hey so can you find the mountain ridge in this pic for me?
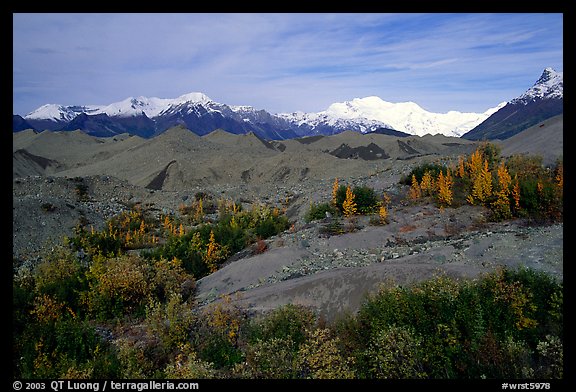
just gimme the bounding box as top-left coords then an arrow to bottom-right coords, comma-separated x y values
17,93 -> 493,140
16,68 -> 561,141
462,68 -> 563,141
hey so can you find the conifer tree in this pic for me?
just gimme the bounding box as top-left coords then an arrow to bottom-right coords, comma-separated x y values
379,205 -> 388,224
468,159 -> 492,205
555,161 -> 563,199
437,169 -> 453,207
467,149 -> 484,180
491,162 -> 512,220
420,171 -> 434,197
512,176 -> 521,211
409,174 -> 421,200
342,186 -> 357,217
457,156 -> 465,178
332,178 -> 339,207
194,199 -> 204,223
204,230 -> 220,273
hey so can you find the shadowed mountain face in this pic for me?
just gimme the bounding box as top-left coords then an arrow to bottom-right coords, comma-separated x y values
462,68 -> 563,141
13,115 -> 37,132
461,98 -> 563,141
58,113 -> 157,137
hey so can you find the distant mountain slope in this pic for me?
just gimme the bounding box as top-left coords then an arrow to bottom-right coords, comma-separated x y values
279,97 -> 504,137
13,115 -> 37,132
497,114 -> 563,167
21,93 -> 303,140
13,126 -> 475,188
18,92 -> 492,140
462,68 -> 563,141
18,68 -> 558,140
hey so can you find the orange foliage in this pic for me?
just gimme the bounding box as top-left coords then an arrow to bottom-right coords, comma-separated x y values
331,178 -> 339,207
409,174 -> 421,200
420,171 -> 434,197
342,186 -> 357,217
437,169 -> 453,207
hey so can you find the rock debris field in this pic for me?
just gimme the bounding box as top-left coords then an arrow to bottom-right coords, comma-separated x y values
13,127 -> 563,319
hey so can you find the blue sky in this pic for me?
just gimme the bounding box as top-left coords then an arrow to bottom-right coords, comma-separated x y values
13,13 -> 563,116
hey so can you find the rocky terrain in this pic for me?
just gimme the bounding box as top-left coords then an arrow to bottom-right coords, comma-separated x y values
12,125 -> 563,319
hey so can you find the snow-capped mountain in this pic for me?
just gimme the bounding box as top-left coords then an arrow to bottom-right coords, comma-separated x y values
276,110 -> 402,137
280,97 -> 506,137
22,93 -> 298,139
20,69 -> 559,140
462,68 -> 563,141
20,93 -> 403,139
513,67 -> 563,104
25,93 -> 214,123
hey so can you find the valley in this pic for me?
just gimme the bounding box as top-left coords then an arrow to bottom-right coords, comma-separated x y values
11,66 -> 564,381
13,122 -> 563,315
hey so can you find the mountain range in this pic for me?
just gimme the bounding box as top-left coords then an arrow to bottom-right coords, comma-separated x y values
14,68 -> 562,141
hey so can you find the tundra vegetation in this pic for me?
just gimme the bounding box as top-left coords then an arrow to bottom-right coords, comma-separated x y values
13,143 -> 562,379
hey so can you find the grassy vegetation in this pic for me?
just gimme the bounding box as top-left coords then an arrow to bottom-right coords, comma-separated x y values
14,193 -> 292,379
14,252 -> 563,379
13,147 -> 563,379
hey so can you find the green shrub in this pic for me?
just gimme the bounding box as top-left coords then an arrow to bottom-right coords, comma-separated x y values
33,246 -> 87,313
350,186 -> 379,214
243,337 -> 297,378
145,204 -> 290,280
400,163 -> 448,185
194,295 -> 246,369
305,202 -> 339,222
150,257 -> 196,303
164,344 -> 217,379
145,293 -> 196,352
254,215 -> 290,238
319,218 -> 345,236
363,325 -> 427,378
295,328 -> 355,379
247,304 -> 317,349
535,335 -> 563,379
335,185 -> 380,214
355,268 -> 563,379
67,225 -> 123,258
16,317 -> 105,379
501,267 -> 563,343
114,338 -> 155,379
84,254 -> 151,319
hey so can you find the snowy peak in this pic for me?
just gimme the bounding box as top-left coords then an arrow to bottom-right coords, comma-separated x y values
461,67 -> 563,141
172,92 -> 212,105
26,104 -> 98,122
99,97 -> 159,118
513,68 -> 563,104
25,92 -> 216,121
100,92 -> 216,118
285,96 -> 503,137
536,67 -> 562,86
